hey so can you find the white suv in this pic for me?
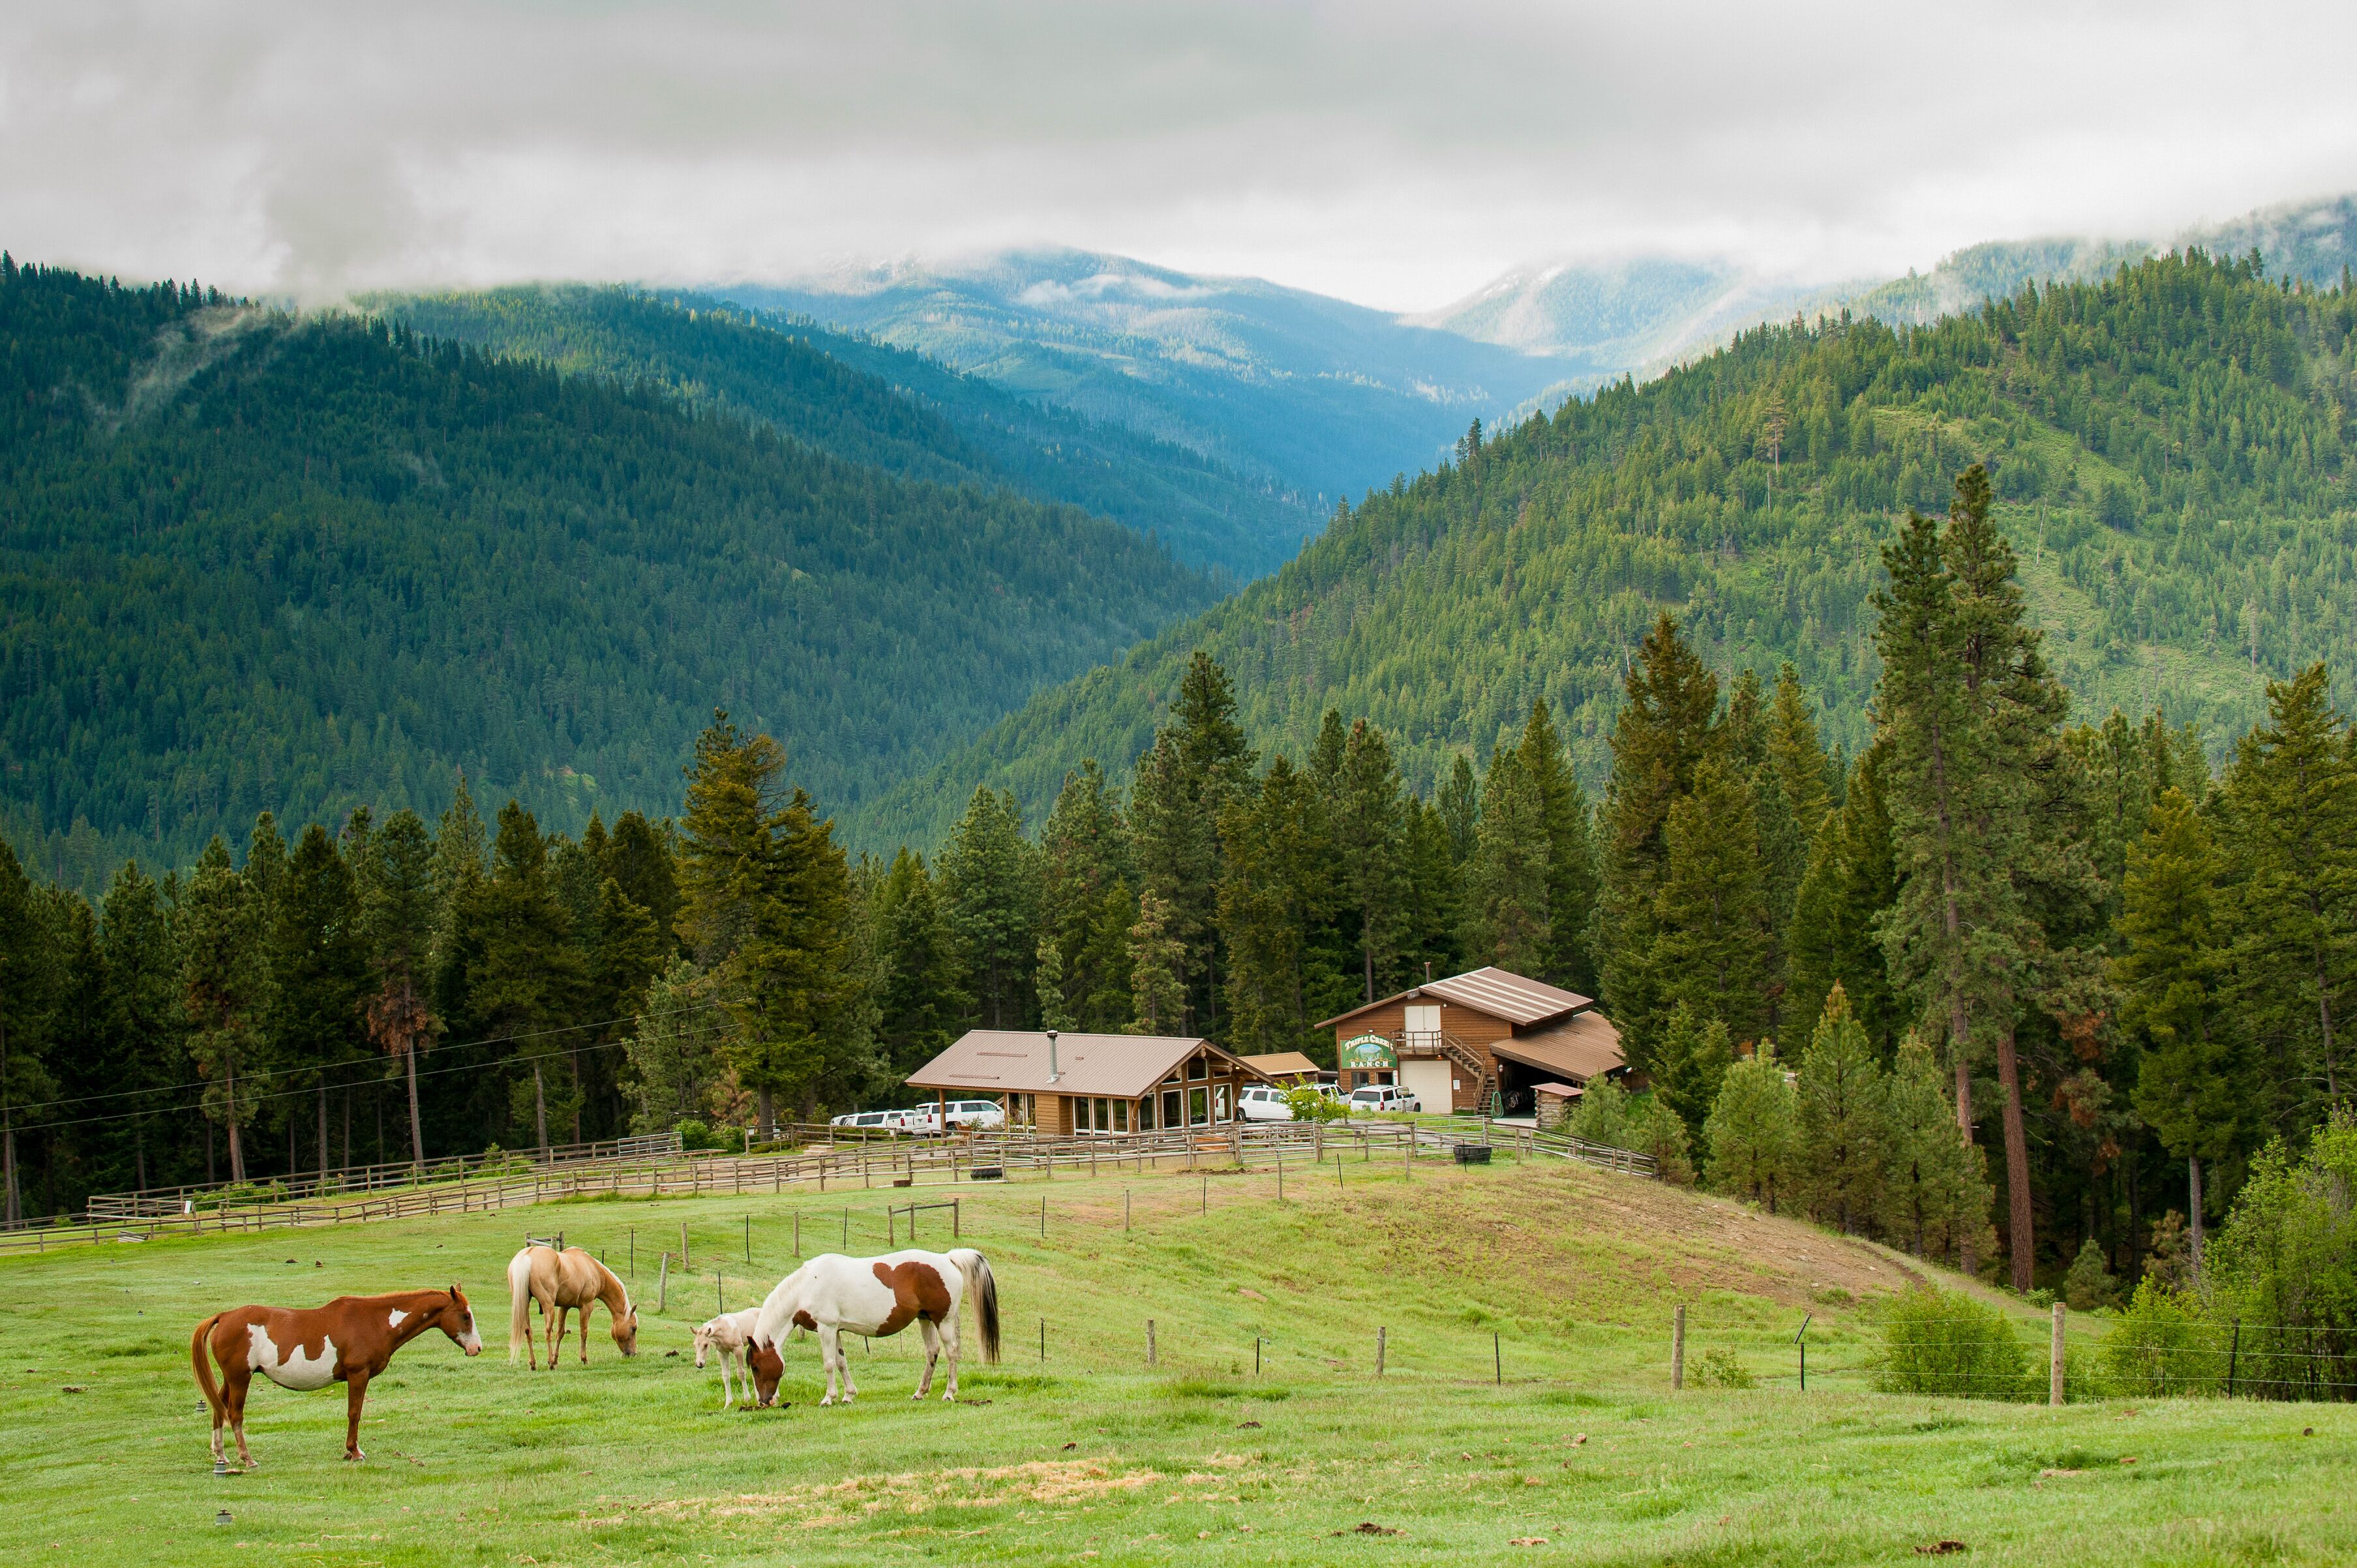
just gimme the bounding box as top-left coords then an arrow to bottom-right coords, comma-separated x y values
1238,1085 -> 1295,1122
940,1098 -> 1006,1130
1347,1084 -> 1420,1115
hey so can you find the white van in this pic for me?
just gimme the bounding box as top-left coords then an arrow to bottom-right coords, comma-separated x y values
939,1098 -> 1006,1130
1347,1084 -> 1420,1115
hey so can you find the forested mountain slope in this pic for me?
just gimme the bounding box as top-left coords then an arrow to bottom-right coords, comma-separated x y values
0,260 -> 1218,888
379,285 -> 1316,579
721,249 -> 1576,505
861,252 -> 2357,849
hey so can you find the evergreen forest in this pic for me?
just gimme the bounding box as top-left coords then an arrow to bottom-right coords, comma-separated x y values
378,284 -> 1316,578
870,250 -> 2357,850
0,260 -> 1219,887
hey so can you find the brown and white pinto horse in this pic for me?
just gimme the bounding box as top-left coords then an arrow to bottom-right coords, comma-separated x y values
752,1248 -> 998,1406
190,1286 -> 483,1469
506,1244 -> 639,1368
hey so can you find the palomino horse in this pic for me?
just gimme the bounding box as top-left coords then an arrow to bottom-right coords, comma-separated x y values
693,1307 -> 770,1410
506,1244 -> 639,1368
752,1248 -> 998,1406
190,1285 -> 483,1468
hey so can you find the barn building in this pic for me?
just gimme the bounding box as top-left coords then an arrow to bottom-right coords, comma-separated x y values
905,1030 -> 1278,1136
1315,967 -> 1625,1115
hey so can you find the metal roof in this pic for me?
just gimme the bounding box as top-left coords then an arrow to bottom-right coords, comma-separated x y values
1237,1051 -> 1323,1079
1488,1011 -> 1625,1084
1315,965 -> 1593,1031
905,1031 -> 1275,1099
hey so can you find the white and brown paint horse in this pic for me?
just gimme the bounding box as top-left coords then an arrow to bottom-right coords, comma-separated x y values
190,1286 -> 484,1468
506,1244 -> 640,1368
753,1247 -> 998,1405
693,1307 -> 782,1410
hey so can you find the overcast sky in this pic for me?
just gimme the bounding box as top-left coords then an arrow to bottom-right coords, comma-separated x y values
5,1 -> 2354,312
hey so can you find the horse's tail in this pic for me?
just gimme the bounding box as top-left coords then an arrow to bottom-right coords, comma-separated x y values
506,1248 -> 535,1363
952,1248 -> 1000,1364
190,1312 -> 224,1418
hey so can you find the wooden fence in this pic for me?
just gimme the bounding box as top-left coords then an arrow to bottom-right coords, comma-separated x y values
4,1117 -> 1649,1257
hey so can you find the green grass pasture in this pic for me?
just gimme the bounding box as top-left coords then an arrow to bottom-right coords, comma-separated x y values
4,1154 -> 2349,1564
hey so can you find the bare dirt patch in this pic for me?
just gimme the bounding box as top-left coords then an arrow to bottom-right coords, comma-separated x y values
648,1458 -> 1163,1528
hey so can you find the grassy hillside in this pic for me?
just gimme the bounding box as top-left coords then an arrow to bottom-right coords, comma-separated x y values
859,251 -> 2357,849
378,284 -> 1319,580
3,1160 -> 2344,1565
0,262 -> 1218,887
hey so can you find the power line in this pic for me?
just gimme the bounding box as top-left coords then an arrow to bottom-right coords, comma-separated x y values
0,999 -> 729,1117
10,1020 -> 745,1138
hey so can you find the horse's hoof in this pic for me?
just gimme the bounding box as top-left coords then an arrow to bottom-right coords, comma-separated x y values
944,1393 -> 957,1402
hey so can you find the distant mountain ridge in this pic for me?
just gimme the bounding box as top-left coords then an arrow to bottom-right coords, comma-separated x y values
716,249 -> 1582,507
377,284 -> 1315,580
1420,192 -> 2357,374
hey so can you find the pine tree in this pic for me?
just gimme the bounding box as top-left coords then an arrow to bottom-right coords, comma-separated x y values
1466,744 -> 1550,972
938,787 -> 1040,1030
1650,757 -> 1773,1055
266,823 -> 368,1179
1035,934 -> 1072,1033
2121,788 -> 2242,1274
736,787 -> 863,1125
428,772 -> 490,1042
359,809 -> 441,1168
603,810 -> 682,954
1651,1001 -> 1733,1140
1786,744 -> 1901,1053
1325,719 -> 1408,1005
620,957 -> 720,1134
1437,754 -> 1480,867
2215,664 -> 2357,1126
1128,888 -> 1186,1035
468,803 -> 588,1152
1874,466 -> 2084,1289
1218,757 -> 1337,1053
676,712 -> 786,972
1704,1041 -> 1797,1212
1130,653 -> 1257,1033
1398,796 -> 1467,985
1039,761 -> 1137,1033
1519,699 -> 1602,993
1794,984 -> 1890,1234
582,877 -> 665,1138
0,839 -> 57,1224
873,850 -> 965,1073
1599,613 -> 1721,1057
180,836 -> 271,1184
96,861 -> 183,1190
1766,664 -> 1836,838
1882,1029 -> 1994,1265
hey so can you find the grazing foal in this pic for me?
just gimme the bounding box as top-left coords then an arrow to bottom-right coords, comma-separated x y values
693,1308 -> 767,1409
190,1286 -> 483,1469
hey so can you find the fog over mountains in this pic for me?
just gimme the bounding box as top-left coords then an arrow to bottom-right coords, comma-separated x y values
719,194 -> 2357,516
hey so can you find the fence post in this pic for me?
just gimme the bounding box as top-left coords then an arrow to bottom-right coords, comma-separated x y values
1494,1331 -> 1501,1385
2227,1319 -> 2241,1395
744,1214 -> 751,1264
680,1222 -> 689,1270
842,1209 -> 848,1250
657,1252 -> 670,1314
1255,1336 -> 1262,1376
1673,1304 -> 1686,1391
794,1212 -> 802,1256
953,1199 -> 961,1239
1040,1194 -> 1047,1239
1040,1318 -> 1046,1363
629,1227 -> 635,1278
2049,1301 -> 2066,1407
717,1270 -> 724,1315
1377,1325 -> 1387,1376
1148,1318 -> 1157,1367
1124,1189 -> 1131,1231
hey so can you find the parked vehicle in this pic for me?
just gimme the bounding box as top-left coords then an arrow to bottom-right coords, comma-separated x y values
938,1098 -> 1006,1130
1347,1084 -> 1420,1115
1237,1085 -> 1295,1122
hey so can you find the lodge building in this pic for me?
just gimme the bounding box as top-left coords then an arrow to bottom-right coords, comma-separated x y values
905,1030 -> 1278,1136
1315,965 -> 1625,1115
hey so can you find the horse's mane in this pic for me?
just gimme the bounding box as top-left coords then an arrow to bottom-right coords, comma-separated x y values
580,1248 -> 633,1318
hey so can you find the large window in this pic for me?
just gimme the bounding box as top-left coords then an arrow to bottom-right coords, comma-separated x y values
1137,1095 -> 1154,1131
1214,1085 -> 1230,1121
1189,1087 -> 1209,1125
1163,1090 -> 1182,1128
1114,1100 -> 1130,1132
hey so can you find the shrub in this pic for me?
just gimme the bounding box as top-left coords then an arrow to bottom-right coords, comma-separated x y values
1284,1085 -> 1346,1123
674,1119 -> 713,1151
1874,1287 -> 2030,1399
2064,1239 -> 2120,1312
1690,1346 -> 1755,1389
2102,1279 -> 2220,1397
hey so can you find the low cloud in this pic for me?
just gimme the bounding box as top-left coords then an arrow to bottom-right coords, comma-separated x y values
4,1 -> 2354,310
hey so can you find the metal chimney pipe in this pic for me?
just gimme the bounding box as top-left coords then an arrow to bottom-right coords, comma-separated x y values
1047,1029 -> 1060,1083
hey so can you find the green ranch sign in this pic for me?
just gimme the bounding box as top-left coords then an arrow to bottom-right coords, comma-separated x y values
1338,1033 -> 1398,1070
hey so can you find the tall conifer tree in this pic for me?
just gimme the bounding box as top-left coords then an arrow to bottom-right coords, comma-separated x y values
1130,654 -> 1256,1033
1519,699 -> 1602,993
